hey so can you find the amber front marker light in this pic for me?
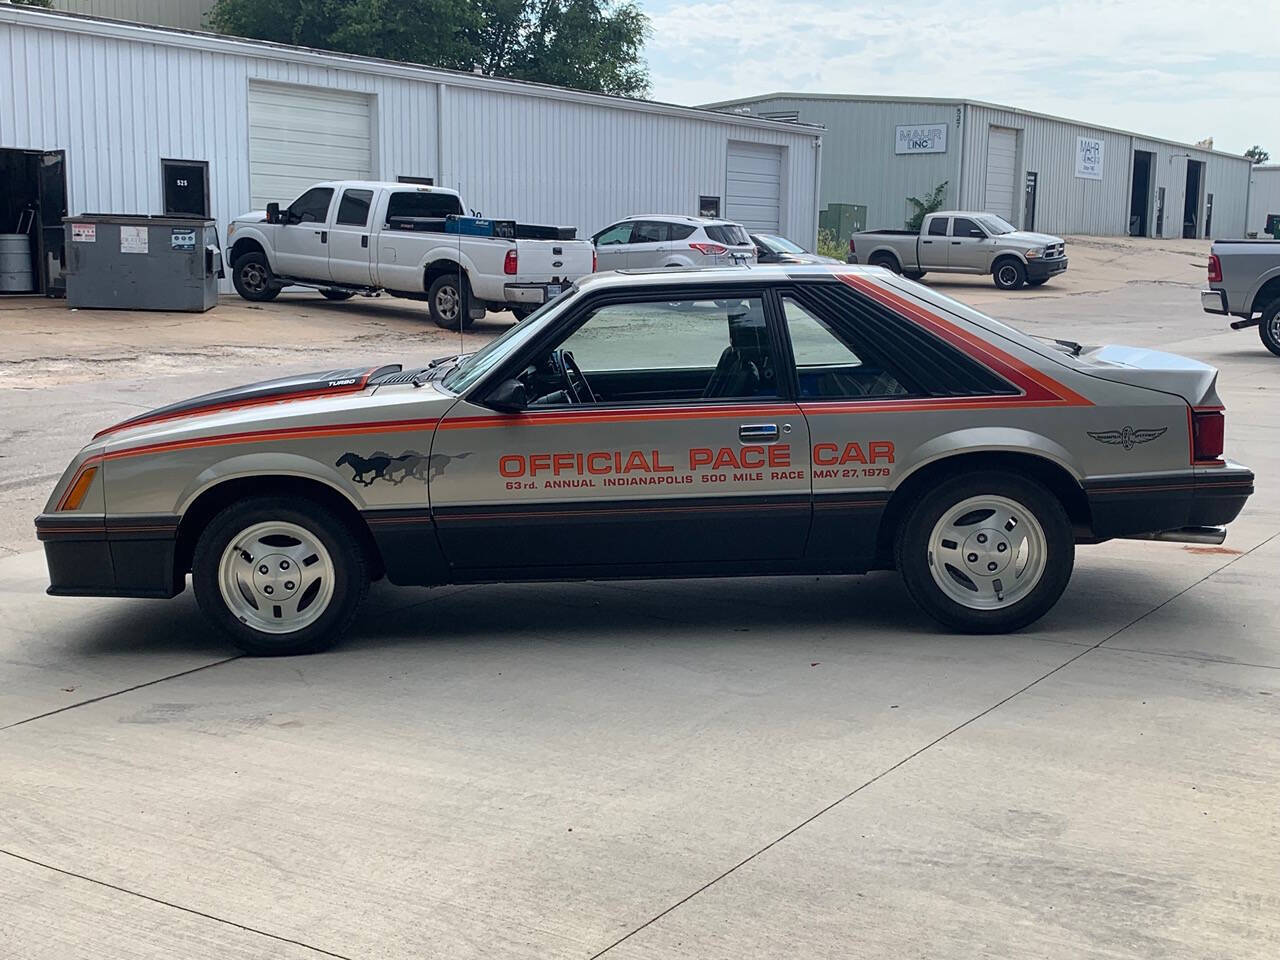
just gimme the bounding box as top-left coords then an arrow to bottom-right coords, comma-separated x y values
59,465 -> 99,511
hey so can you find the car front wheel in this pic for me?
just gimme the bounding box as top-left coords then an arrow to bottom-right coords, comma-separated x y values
192,497 -> 368,655
896,471 -> 1073,633
993,258 -> 1027,290
1259,299 -> 1280,357
232,252 -> 281,302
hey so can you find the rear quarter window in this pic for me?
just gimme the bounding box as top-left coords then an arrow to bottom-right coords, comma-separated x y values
704,224 -> 750,245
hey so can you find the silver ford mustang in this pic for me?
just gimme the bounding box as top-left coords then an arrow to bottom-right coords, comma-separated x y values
38,266 -> 1253,655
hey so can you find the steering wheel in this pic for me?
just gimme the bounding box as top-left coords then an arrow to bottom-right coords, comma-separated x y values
552,349 -> 597,404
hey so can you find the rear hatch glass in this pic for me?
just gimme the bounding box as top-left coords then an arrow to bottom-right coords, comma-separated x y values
704,224 -> 752,246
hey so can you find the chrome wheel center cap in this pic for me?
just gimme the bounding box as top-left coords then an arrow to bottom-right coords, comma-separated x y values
961,528 -> 1011,576
251,552 -> 299,600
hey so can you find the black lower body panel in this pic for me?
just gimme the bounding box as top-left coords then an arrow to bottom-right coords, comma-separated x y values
1084,466 -> 1253,539
36,514 -> 182,598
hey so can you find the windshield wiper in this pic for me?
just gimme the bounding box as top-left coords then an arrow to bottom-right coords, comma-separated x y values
1031,335 -> 1083,356
412,354 -> 467,387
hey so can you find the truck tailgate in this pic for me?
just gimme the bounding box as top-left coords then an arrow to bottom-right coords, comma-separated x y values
513,240 -> 594,281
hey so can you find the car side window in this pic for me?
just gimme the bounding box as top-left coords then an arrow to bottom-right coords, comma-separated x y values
595,223 -> 633,245
632,221 -> 669,243
523,297 -> 779,405
384,191 -> 464,224
669,223 -> 696,241
927,217 -> 949,237
952,217 -> 984,238
336,189 -> 373,227
287,187 -> 334,225
783,292 -> 910,400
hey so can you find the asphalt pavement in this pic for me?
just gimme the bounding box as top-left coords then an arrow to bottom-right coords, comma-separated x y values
1,246 -> 1278,959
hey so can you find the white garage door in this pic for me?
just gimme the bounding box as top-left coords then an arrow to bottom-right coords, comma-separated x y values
726,142 -> 783,232
983,126 -> 1019,222
248,82 -> 373,209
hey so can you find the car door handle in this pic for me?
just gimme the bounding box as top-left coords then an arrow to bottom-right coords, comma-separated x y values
315,230 -> 328,242
922,239 -> 933,243
361,235 -> 368,248
951,240 -> 961,245
738,423 -> 779,443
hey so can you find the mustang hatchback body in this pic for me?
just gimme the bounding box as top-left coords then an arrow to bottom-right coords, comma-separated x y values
38,266 -> 1253,654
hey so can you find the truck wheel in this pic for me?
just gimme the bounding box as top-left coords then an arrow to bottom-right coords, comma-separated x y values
993,258 -> 1026,290
232,252 -> 281,302
320,288 -> 354,301
192,496 -> 369,656
868,252 -> 901,274
903,270 -> 927,281
895,471 -> 1073,634
1259,300 -> 1280,357
510,305 -> 535,321
427,274 -> 474,331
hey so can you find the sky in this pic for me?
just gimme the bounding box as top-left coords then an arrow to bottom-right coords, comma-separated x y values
642,0 -> 1277,158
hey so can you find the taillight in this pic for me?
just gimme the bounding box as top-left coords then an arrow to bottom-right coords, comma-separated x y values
1191,408 -> 1224,462
848,237 -> 856,254
592,249 -> 597,272
1207,254 -> 1222,283
503,249 -> 518,275
689,242 -> 727,257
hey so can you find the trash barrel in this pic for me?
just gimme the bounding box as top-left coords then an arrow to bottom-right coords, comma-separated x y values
63,215 -> 222,311
0,234 -> 34,292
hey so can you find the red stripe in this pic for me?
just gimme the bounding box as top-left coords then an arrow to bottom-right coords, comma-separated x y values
93,366 -> 382,439
839,274 -> 1092,408
437,403 -> 800,430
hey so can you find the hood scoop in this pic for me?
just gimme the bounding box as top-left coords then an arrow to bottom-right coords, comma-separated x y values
95,364 -> 401,438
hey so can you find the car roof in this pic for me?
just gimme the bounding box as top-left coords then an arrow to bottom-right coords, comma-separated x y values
312,180 -> 462,196
614,214 -> 739,226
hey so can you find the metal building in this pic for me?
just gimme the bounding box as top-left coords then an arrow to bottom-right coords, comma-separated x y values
0,6 -> 821,294
1247,166 -> 1280,237
706,94 -> 1254,245
50,0 -> 214,31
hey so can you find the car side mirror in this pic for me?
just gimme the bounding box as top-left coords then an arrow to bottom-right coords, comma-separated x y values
266,202 -> 280,224
486,378 -> 527,413
969,230 -> 986,238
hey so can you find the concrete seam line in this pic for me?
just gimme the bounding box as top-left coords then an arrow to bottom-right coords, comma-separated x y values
1096,646 -> 1280,672
587,530 -> 1280,958
0,848 -> 355,960
0,657 -> 241,732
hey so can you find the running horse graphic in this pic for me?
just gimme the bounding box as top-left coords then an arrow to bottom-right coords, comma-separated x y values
336,450 -> 473,486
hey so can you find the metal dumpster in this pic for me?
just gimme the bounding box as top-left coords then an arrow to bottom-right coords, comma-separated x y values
63,215 -> 222,311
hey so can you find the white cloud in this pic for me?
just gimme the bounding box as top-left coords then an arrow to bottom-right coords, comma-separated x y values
645,0 -> 1279,154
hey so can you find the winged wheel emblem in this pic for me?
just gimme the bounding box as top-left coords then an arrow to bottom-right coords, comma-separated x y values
1087,426 -> 1167,451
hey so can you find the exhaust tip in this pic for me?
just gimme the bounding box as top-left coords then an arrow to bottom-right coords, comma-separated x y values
1126,526 -> 1227,546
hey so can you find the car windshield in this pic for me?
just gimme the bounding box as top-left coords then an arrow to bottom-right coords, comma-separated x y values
757,234 -> 806,254
976,214 -> 1017,235
441,287 -> 580,393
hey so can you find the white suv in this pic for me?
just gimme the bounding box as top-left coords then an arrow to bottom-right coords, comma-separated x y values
591,215 -> 757,270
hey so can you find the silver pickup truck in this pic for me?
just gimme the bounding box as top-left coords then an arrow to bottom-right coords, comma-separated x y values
1201,239 -> 1280,356
849,211 -> 1068,290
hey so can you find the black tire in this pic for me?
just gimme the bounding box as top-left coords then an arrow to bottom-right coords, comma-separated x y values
992,257 -> 1027,290
192,496 -> 369,656
1258,299 -> 1280,357
427,273 -> 475,331
1026,277 -> 1049,287
320,288 -> 355,301
232,252 -> 281,302
895,470 -> 1074,634
510,304 -> 535,321
868,252 -> 902,274
903,270 -> 927,281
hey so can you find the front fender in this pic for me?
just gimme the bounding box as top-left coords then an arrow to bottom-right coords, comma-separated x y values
228,225 -> 277,268
175,452 -> 367,516
992,248 -> 1030,266
892,427 -> 1082,490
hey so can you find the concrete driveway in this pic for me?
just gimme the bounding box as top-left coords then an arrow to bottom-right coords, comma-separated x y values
2,242 -> 1278,958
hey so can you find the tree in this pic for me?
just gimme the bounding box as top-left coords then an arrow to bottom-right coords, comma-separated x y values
1245,145 -> 1270,164
208,0 -> 650,97
905,181 -> 949,232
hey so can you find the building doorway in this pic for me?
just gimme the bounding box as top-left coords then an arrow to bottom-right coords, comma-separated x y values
162,159 -> 210,218
1129,150 -> 1154,236
1023,171 -> 1038,231
0,148 -> 67,296
1182,159 -> 1205,239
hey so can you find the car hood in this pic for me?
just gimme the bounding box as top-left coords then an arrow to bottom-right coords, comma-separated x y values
234,211 -> 269,223
1003,231 -> 1064,247
94,364 -> 404,439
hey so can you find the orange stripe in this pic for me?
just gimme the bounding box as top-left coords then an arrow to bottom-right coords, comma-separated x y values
437,403 -> 800,430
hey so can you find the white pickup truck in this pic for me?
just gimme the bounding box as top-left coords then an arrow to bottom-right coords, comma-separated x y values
226,181 -> 595,329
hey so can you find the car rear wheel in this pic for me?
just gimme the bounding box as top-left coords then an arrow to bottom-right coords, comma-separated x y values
896,471 -> 1073,633
993,258 -> 1026,290
1259,299 -> 1280,357
192,497 -> 368,656
510,304 -> 535,321
868,252 -> 901,274
320,288 -> 354,301
232,252 -> 281,302
428,274 -> 475,331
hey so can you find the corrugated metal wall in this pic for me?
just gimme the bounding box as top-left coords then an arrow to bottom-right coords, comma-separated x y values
1128,137 -> 1251,239
733,97 -> 960,231
52,0 -> 215,31
0,10 -> 819,290
1247,166 -> 1280,236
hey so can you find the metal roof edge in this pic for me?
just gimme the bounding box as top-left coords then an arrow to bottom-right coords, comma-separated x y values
0,6 -> 823,135
702,92 -> 1254,163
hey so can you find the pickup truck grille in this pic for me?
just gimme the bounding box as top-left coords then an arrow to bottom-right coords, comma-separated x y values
1044,242 -> 1065,259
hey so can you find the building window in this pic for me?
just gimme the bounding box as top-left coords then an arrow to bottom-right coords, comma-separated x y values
161,159 -> 210,218
699,195 -> 720,218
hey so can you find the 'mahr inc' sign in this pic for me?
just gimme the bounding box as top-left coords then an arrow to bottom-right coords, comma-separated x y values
895,124 -> 947,155
1075,136 -> 1105,179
